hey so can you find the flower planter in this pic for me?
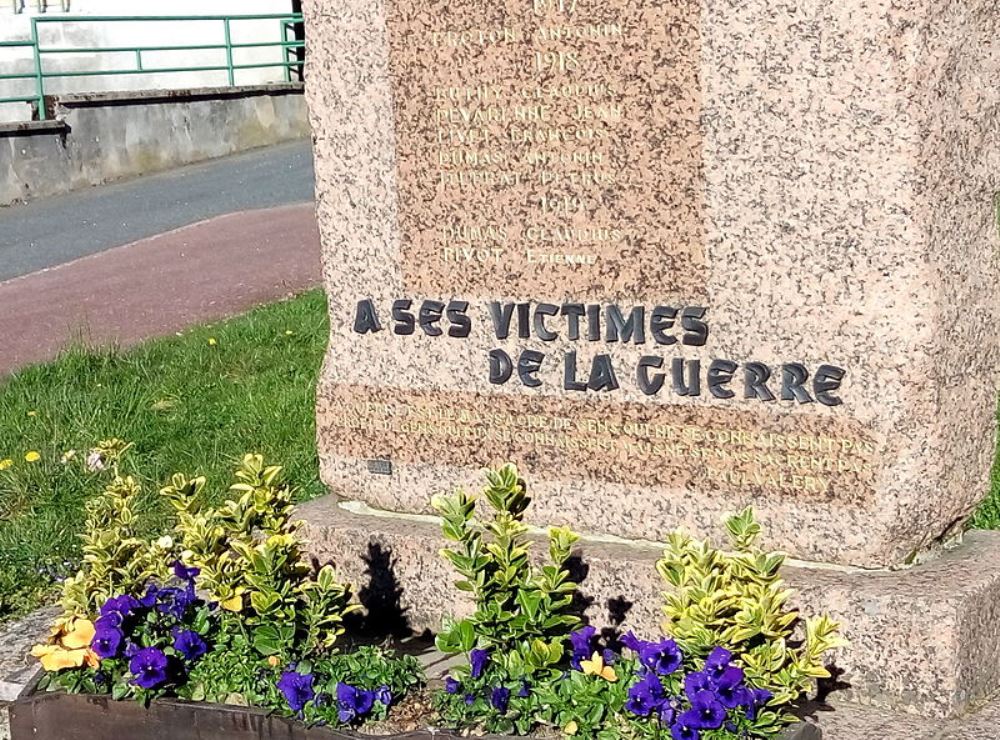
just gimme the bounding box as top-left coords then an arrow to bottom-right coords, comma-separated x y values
6,692 -> 821,740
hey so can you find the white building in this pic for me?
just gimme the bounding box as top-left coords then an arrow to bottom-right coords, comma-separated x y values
0,0 -> 298,122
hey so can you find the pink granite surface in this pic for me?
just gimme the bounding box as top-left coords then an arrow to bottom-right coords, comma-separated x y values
303,0 -> 1000,569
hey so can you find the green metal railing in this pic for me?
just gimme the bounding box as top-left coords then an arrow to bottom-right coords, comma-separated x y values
0,14 -> 305,119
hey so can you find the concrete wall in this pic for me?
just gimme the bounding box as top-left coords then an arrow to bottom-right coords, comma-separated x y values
0,83 -> 308,205
0,0 -> 298,122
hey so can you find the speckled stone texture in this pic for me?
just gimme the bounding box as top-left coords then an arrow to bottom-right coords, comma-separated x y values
303,0 -> 1000,569
300,501 -> 1000,719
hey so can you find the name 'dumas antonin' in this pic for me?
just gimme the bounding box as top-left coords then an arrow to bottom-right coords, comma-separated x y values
352,299 -> 846,407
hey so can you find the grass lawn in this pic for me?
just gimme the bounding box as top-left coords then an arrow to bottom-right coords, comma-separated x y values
1,286 -> 999,621
0,289 -> 329,620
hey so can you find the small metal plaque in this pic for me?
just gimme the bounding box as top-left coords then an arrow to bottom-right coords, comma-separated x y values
367,459 -> 393,476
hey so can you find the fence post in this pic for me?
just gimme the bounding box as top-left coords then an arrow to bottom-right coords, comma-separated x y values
281,20 -> 290,83
223,18 -> 235,86
30,17 -> 45,119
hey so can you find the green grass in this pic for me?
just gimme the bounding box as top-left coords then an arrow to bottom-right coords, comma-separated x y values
1,285 -> 1000,620
967,398 -> 1000,530
0,289 -> 329,619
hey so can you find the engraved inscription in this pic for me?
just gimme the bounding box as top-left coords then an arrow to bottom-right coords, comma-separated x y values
387,0 -> 706,299
321,386 -> 876,501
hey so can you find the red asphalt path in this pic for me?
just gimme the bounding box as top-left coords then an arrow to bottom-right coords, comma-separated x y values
0,203 -> 321,376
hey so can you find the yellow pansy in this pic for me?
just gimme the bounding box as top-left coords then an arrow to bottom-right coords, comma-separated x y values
24,451 -> 41,463
580,651 -> 618,682
0,459 -> 12,471
60,617 -> 96,649
32,617 -> 100,672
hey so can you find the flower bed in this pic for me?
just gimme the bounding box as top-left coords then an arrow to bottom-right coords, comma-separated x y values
26,447 -> 835,739
6,692 -> 820,740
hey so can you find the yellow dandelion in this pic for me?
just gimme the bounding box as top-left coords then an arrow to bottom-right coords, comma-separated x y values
580,651 -> 618,682
208,337 -> 218,346
0,459 -> 12,471
24,451 -> 41,463
284,330 -> 294,336
27,410 -> 37,417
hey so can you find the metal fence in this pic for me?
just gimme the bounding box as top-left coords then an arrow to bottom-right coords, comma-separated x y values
0,13 -> 305,119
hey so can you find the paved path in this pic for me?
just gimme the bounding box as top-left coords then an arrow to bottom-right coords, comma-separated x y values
0,139 -> 315,282
0,202 -> 321,376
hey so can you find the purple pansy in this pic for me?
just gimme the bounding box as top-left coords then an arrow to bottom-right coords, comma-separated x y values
100,594 -> 141,620
171,561 -> 200,583
569,625 -> 596,669
704,647 -> 733,682
620,630 -> 643,653
745,687 -> 774,721
714,666 -> 746,708
670,716 -> 701,740
638,638 -> 683,676
335,682 -> 374,723
444,676 -> 460,694
685,690 -> 726,730
464,693 -> 475,705
469,648 -> 489,679
154,586 -> 194,619
278,671 -> 316,713
129,647 -> 169,690
625,671 -> 667,717
172,629 -> 207,662
517,681 -> 531,698
375,685 -> 392,706
91,621 -> 123,659
139,584 -> 160,609
684,670 -> 714,698
490,686 -> 511,713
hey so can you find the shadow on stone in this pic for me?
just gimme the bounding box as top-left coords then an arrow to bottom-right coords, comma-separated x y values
566,554 -> 595,624
350,542 -> 412,639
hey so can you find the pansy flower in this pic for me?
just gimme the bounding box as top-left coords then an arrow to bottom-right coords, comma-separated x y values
704,647 -> 734,682
172,629 -> 207,662
129,647 -> 169,690
620,630 -> 643,653
670,716 -> 701,740
171,561 -> 200,583
569,625 -> 596,669
714,666 -> 746,708
91,621 -> 123,659
683,690 -> 726,730
490,686 -> 511,713
683,670 -> 714,698
625,671 -> 666,717
469,648 -> 489,679
100,594 -> 141,620
639,639 -> 683,676
745,687 -> 774,721
335,682 -> 374,723
444,676 -> 460,694
278,671 -> 315,713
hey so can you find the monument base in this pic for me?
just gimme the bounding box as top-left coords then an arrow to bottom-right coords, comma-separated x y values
298,496 -> 1000,720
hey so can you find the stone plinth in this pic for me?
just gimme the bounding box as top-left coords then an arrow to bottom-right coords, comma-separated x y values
300,499 -> 1000,720
300,0 -> 1000,722
303,0 -> 1000,570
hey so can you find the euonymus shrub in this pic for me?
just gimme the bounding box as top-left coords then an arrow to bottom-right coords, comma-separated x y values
434,467 -> 843,739
34,444 -> 424,727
